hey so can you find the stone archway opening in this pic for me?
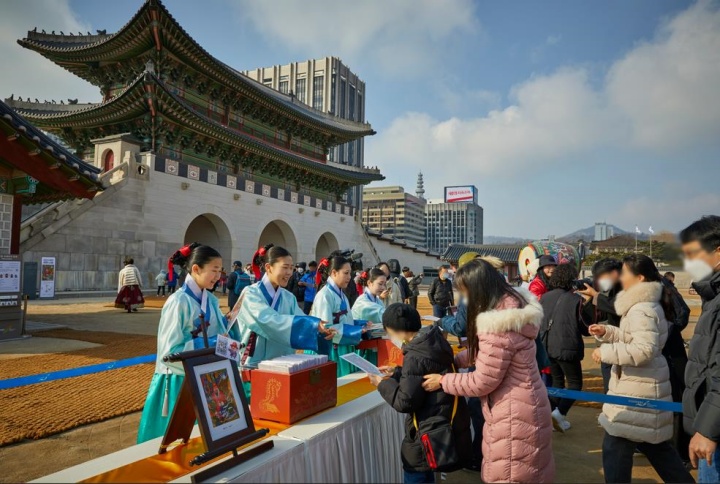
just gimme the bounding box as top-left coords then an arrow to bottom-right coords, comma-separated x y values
315,232 -> 339,261
184,214 -> 233,266
258,220 -> 298,259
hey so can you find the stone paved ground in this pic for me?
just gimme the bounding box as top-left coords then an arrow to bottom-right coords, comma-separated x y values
0,295 -> 701,483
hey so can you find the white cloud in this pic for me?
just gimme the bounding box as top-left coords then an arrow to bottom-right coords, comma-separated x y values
614,193 -> 720,232
0,1 -> 99,103
606,0 -> 720,150
231,0 -> 478,75
369,0 -> 720,188
368,68 -> 622,187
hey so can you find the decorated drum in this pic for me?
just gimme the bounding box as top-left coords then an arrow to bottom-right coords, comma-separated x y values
518,241 -> 581,282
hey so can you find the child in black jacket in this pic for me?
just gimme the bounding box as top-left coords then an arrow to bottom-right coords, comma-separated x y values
369,303 -> 471,484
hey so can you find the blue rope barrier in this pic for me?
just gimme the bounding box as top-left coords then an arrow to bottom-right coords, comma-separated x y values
547,387 -> 682,413
0,353 -> 156,390
0,355 -> 684,414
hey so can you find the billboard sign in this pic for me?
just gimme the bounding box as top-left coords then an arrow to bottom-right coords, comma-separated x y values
444,186 -> 477,204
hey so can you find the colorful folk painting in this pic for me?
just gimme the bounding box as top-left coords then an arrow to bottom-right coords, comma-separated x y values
199,368 -> 240,428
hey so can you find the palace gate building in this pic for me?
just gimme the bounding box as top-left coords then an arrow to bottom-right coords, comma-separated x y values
5,0 -> 440,293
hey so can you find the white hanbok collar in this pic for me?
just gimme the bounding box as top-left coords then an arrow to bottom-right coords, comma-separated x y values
261,274 -> 281,308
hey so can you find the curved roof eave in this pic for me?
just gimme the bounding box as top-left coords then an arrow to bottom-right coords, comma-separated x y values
12,73 -> 383,184
17,0 -> 375,139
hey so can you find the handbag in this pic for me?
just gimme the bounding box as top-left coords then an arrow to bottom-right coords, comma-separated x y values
413,366 -> 462,472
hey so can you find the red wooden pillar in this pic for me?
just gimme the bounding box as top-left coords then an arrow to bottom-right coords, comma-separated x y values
10,194 -> 21,255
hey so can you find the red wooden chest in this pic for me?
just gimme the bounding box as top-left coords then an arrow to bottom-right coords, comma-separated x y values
358,338 -> 404,367
248,361 -> 337,424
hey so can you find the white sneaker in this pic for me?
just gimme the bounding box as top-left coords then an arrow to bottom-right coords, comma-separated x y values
551,408 -> 572,433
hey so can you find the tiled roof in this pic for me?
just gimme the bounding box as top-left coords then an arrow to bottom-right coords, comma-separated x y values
0,99 -> 104,202
441,244 -> 524,264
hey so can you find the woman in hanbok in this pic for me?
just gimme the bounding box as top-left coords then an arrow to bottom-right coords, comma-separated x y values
233,245 -> 334,397
352,268 -> 387,325
351,268 -> 388,366
137,243 -> 238,443
312,257 -> 371,377
115,257 -> 144,313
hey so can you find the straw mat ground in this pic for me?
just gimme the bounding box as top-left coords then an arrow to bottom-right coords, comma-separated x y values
0,329 -> 155,446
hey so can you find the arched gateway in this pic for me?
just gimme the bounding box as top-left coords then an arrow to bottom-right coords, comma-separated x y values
184,214 -> 233,263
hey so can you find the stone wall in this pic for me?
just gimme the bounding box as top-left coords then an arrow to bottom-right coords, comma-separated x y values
20,153 -> 441,292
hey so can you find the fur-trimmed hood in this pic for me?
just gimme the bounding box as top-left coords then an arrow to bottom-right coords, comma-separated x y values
474,286 -> 543,337
614,281 -> 662,316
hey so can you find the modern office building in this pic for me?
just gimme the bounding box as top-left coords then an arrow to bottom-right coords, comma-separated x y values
594,222 -> 615,242
425,195 -> 484,254
362,186 -> 427,248
243,57 -> 367,207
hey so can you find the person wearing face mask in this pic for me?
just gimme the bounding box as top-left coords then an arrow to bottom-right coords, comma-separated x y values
285,262 -> 305,305
680,215 -> 720,481
137,243 -> 241,443
578,258 -> 623,394
589,254 -> 693,484
311,256 -> 372,377
233,245 -> 335,397
529,255 -> 557,300
428,266 -> 455,319
369,303 -> 472,483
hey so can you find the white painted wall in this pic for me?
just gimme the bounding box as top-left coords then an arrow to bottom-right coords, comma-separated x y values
21,153 -> 440,291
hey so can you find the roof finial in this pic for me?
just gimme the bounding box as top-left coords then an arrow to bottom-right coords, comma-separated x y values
145,59 -> 155,75
416,171 -> 425,199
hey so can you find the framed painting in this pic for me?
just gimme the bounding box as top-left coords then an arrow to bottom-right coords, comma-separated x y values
184,353 -> 255,453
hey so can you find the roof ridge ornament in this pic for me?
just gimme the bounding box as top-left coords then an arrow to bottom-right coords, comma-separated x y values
145,59 -> 156,75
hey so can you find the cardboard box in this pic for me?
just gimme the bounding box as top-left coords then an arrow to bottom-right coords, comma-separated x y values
358,339 -> 404,367
248,361 -> 337,424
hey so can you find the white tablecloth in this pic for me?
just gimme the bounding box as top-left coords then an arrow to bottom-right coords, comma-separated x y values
34,373 -> 407,484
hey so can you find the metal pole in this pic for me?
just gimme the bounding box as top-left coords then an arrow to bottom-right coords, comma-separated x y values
650,235 -> 652,259
635,232 -> 638,254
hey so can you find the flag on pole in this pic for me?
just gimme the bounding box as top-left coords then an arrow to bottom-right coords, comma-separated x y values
635,226 -> 641,234
648,226 -> 655,234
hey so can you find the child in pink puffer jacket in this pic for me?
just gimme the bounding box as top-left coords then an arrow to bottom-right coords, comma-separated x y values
423,259 -> 555,483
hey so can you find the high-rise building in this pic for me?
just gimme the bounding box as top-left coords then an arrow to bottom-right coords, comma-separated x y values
243,57 -> 368,208
362,186 -> 427,248
425,186 -> 483,253
594,222 -> 615,241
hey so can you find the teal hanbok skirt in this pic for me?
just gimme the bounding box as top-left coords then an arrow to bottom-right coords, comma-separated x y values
136,372 -> 184,444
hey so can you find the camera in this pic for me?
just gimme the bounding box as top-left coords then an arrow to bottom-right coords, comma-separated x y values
572,278 -> 593,291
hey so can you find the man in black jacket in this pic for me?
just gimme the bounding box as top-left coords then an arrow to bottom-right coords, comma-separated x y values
428,266 -> 454,318
680,215 -> 720,479
578,258 -> 622,394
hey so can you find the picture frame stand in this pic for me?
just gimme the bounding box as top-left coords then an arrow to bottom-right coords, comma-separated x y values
160,347 -> 273,479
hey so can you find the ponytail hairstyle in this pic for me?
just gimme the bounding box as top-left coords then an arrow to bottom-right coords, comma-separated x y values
254,244 -> 292,280
622,254 -> 675,322
168,243 -> 221,282
316,255 -> 350,290
359,268 -> 386,287
251,243 -> 274,280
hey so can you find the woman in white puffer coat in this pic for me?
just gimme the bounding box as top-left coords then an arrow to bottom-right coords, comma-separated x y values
589,254 -> 694,484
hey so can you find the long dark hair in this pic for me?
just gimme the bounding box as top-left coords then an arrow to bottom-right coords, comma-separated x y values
622,254 -> 675,322
456,259 -> 526,360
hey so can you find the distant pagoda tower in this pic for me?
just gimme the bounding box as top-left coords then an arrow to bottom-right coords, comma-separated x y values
415,171 -> 425,199
6,0 -> 383,203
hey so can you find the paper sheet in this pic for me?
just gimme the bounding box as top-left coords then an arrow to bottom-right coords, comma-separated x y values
421,315 -> 440,322
340,353 -> 384,376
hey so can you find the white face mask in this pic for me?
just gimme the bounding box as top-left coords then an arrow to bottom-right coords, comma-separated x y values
684,258 -> 718,282
390,336 -> 404,349
297,268 -> 305,274
598,278 -> 614,293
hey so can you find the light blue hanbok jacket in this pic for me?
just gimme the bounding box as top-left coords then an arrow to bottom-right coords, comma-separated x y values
137,276 -> 238,444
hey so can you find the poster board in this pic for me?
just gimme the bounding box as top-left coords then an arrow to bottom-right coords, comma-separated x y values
39,257 -> 56,299
0,255 -> 23,340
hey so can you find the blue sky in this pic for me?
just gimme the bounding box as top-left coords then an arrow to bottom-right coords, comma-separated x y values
2,0 -> 719,238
